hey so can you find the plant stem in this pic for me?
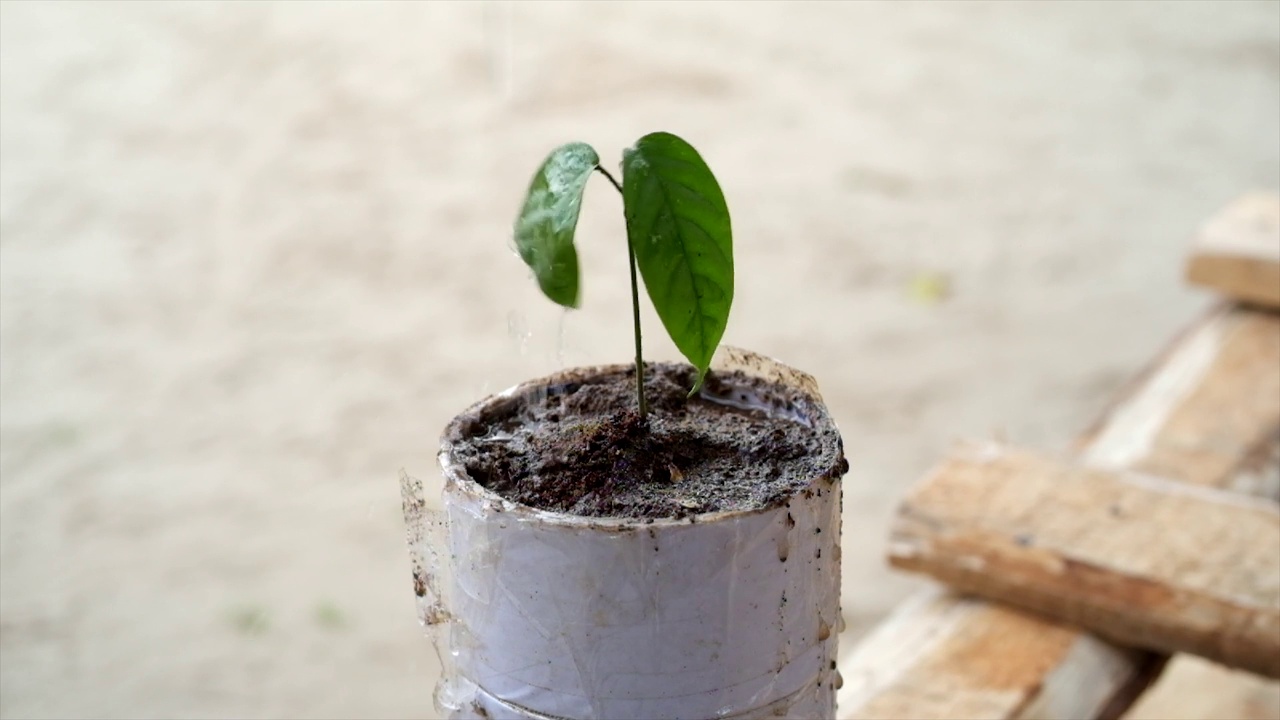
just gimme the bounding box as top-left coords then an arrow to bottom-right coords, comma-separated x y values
624,228 -> 648,419
595,165 -> 624,194
595,165 -> 647,419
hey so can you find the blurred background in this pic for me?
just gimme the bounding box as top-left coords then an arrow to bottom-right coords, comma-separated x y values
1,1 -> 1277,718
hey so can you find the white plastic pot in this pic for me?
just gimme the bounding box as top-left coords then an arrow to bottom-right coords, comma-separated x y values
403,348 -> 845,720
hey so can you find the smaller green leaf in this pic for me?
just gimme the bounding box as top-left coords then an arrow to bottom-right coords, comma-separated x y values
622,132 -> 734,392
513,142 -> 600,308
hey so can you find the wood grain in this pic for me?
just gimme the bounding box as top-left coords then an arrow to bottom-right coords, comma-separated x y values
889,445 -> 1280,678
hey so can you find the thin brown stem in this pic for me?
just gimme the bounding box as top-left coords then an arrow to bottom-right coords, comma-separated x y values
596,165 -> 624,194
594,165 -> 646,419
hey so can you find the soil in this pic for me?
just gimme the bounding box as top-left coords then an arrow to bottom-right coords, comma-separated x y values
445,363 -> 847,518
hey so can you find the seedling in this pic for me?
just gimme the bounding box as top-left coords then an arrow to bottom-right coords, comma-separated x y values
513,132 -> 734,418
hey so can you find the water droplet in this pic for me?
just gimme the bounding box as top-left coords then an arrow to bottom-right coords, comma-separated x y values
507,311 -> 531,355
477,428 -> 515,445
555,308 -> 568,367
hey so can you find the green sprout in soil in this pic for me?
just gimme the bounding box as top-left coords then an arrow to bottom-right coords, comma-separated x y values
513,132 -> 734,419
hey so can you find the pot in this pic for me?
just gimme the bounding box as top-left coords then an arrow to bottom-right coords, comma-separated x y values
403,348 -> 846,720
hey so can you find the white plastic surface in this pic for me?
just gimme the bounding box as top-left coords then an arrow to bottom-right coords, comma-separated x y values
403,348 -> 844,720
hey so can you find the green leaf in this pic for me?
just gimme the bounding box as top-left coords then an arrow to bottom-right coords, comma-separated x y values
621,132 -> 733,391
513,142 -> 600,308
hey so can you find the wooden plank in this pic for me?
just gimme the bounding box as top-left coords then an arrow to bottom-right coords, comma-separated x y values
1126,655 -> 1280,720
1185,193 -> 1280,308
840,589 -> 1163,720
1079,304 -> 1280,488
888,444 -> 1280,678
838,304 -> 1280,720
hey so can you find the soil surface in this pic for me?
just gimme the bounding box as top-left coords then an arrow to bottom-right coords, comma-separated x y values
447,364 -> 846,518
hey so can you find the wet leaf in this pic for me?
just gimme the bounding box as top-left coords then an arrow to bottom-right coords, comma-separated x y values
514,142 -> 600,308
621,132 -> 733,391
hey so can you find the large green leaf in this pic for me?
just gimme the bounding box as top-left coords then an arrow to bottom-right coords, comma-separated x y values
621,132 -> 733,390
513,142 -> 600,308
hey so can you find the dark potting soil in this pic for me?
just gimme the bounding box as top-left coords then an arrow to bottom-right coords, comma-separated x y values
445,363 -> 847,519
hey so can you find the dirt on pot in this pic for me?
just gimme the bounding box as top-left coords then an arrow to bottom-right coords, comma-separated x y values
445,363 -> 847,519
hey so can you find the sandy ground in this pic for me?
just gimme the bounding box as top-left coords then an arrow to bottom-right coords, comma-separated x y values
1,2 -> 1278,718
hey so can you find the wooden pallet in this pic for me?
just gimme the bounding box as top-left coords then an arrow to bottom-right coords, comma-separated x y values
839,193 -> 1280,720
891,444 -> 1280,678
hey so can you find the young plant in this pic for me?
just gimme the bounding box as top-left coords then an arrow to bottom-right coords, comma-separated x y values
513,132 -> 734,419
